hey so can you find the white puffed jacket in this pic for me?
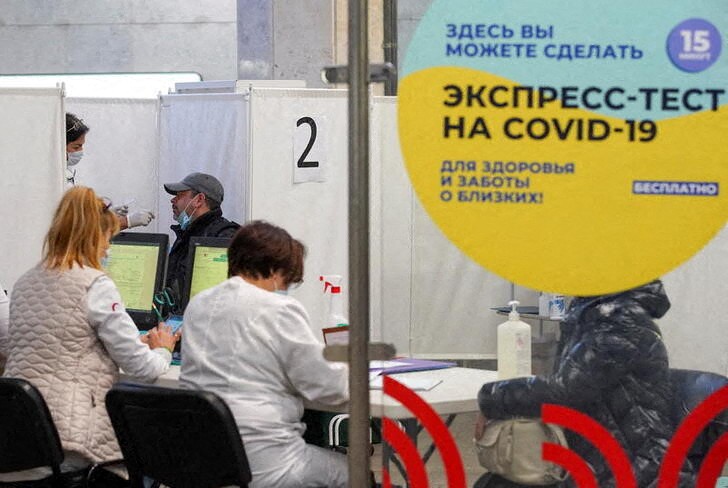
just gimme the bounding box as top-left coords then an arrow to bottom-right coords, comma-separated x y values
4,264 -> 170,463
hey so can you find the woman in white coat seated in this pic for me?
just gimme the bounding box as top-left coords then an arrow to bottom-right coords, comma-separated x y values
2,186 -> 177,482
180,220 -> 350,488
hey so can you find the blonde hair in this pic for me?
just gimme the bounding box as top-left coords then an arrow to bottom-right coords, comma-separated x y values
43,186 -> 120,270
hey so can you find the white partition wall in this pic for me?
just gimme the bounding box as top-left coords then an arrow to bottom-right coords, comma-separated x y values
410,202 -> 533,359
158,93 -> 248,242
66,98 -> 160,232
3,88 -> 725,372
371,97 -> 520,359
246,89 -> 531,356
370,98 -> 408,349
0,88 -> 64,290
247,88 -> 351,336
370,97 -> 416,354
662,225 -> 728,376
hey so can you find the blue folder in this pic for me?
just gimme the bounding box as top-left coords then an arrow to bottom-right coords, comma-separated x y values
370,358 -> 456,375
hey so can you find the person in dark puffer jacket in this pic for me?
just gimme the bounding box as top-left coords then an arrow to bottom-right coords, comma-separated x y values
475,280 -> 694,488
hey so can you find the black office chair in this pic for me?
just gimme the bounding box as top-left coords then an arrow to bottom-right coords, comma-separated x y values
105,382 -> 252,488
0,378 -> 89,488
669,368 -> 728,469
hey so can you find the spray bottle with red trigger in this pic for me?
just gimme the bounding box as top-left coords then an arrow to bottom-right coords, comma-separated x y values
319,275 -> 348,328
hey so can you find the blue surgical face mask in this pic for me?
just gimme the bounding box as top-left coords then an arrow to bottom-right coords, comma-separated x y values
273,277 -> 289,296
279,282 -> 303,296
177,211 -> 192,230
67,150 -> 83,167
175,199 -> 194,230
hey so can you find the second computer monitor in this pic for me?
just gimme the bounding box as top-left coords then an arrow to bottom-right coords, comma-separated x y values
181,236 -> 232,311
104,232 -> 169,330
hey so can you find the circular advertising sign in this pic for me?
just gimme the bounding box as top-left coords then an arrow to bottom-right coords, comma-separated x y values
398,0 -> 728,295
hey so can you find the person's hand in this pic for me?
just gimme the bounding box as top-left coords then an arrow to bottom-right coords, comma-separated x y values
110,204 -> 129,217
146,322 -> 176,352
474,412 -> 488,442
139,333 -> 150,345
126,210 -> 155,228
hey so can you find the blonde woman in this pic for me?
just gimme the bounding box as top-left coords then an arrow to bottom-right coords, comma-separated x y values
3,186 -> 176,472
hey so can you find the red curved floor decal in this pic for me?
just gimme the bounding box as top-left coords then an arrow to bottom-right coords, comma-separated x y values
383,376 -> 466,488
382,468 -> 392,488
542,404 -> 637,488
658,384 -> 728,488
382,418 -> 430,488
695,431 -> 728,488
542,442 -> 598,488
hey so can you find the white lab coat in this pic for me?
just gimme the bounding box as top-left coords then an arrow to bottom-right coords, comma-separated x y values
180,276 -> 349,487
87,275 -> 172,380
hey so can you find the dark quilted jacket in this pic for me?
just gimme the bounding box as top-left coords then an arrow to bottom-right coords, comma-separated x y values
478,280 -> 694,487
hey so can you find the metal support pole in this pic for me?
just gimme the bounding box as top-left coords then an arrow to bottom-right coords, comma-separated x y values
383,0 -> 398,96
348,0 -> 372,486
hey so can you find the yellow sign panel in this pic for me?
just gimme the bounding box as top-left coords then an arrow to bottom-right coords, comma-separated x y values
399,67 -> 728,295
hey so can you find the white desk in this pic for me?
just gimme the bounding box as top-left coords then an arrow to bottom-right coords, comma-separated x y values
148,365 -> 497,418
315,367 -> 497,418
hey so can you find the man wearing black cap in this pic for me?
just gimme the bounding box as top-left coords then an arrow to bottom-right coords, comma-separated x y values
163,172 -> 239,304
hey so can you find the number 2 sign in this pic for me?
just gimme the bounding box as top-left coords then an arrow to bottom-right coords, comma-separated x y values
293,115 -> 327,183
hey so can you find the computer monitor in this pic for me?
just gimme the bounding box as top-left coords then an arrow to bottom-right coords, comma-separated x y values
104,232 -> 168,330
181,236 -> 231,310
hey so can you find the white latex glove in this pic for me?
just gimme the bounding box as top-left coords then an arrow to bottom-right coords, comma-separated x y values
126,210 -> 155,228
111,204 -> 129,217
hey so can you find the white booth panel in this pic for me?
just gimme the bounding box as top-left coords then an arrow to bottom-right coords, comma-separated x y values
248,88 -> 349,337
173,79 -> 306,95
45,88 -> 726,372
66,97 -> 160,232
0,88 -> 64,290
371,97 -> 412,354
372,97 -> 515,359
235,80 -> 307,91
662,224 -> 728,376
158,93 -> 248,243
408,199 -> 514,359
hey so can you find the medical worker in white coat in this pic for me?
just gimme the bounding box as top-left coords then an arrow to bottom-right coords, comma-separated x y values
65,112 -> 154,229
180,220 -> 349,488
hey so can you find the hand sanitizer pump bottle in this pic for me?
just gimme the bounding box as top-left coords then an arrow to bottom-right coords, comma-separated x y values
497,300 -> 532,380
319,275 -> 348,328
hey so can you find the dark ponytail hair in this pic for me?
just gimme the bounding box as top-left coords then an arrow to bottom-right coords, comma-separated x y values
66,112 -> 89,144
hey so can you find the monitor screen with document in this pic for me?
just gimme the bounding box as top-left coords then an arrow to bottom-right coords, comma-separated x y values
104,232 -> 168,330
